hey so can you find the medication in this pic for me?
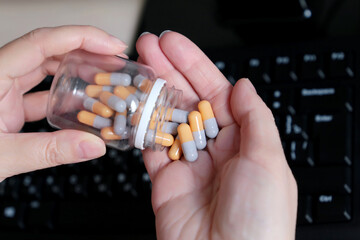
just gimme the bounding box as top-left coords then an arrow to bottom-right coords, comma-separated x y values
198,100 -> 219,138
145,129 -> 174,147
101,127 -> 127,140
77,110 -> 112,129
94,72 -> 131,86
99,91 -> 126,113
149,120 -> 179,135
114,111 -> 127,135
85,85 -> 114,98
163,108 -> 189,123
168,136 -> 182,160
114,86 -> 139,112
133,74 -> 152,92
126,86 -> 143,99
188,111 -> 206,150
83,97 -> 114,118
177,123 -> 198,162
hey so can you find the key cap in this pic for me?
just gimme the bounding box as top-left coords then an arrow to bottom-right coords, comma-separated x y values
297,195 -> 313,224
297,87 -> 352,113
42,175 -> 65,200
293,167 -> 351,194
24,201 -> 56,229
312,114 -> 352,165
327,51 -> 354,79
283,115 -> 308,139
0,202 -> 26,229
273,55 -> 297,82
315,194 -> 351,223
298,53 -> 325,81
244,57 -> 271,84
286,140 -> 314,167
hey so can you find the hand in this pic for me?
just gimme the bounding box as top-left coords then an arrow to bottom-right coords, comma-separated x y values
0,25 -> 128,182
136,31 -> 298,240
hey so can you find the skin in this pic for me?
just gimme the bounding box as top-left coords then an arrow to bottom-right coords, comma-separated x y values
0,25 -> 127,182
136,31 -> 298,240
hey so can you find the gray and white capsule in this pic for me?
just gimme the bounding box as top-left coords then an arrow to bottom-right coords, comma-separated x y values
160,122 -> 179,135
177,123 -> 198,162
99,91 -> 126,113
95,72 -> 131,86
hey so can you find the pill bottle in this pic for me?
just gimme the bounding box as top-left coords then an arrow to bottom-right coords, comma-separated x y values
46,50 -> 182,151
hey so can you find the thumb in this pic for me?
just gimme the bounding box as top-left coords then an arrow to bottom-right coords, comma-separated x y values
0,130 -> 106,181
231,78 -> 285,170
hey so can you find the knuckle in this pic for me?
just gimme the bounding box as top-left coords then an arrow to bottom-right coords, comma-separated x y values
22,27 -> 48,43
43,137 -> 64,167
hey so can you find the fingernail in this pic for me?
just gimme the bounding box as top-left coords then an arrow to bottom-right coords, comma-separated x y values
159,30 -> 172,38
77,139 -> 106,160
109,35 -> 128,48
139,31 -> 151,37
243,78 -> 257,93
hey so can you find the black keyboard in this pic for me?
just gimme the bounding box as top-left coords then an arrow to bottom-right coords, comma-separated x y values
206,36 -> 360,240
1,36 -> 360,239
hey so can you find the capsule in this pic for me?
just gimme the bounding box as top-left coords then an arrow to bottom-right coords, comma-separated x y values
133,74 -> 152,92
188,111 -> 206,150
168,136 -> 182,161
99,91 -> 126,112
77,110 -> 112,129
145,129 -> 174,147
114,110 -> 127,135
85,85 -> 114,98
198,100 -> 219,138
83,97 -> 114,118
149,121 -> 179,135
114,86 -> 139,112
162,108 -> 189,123
100,127 -> 130,140
94,72 -> 131,86
177,123 -> 198,162
126,86 -> 144,99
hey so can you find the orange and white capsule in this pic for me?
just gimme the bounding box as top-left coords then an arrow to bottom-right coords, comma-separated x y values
126,86 -> 143,99
94,72 -> 131,86
145,129 -> 174,147
177,123 -> 198,162
198,100 -> 219,138
114,111 -> 127,135
99,91 -> 126,112
188,111 -> 206,150
114,86 -> 139,112
149,121 -> 179,135
133,74 -> 152,92
168,136 -> 182,161
77,110 -> 112,129
100,127 -> 130,140
85,85 -> 114,98
83,97 -> 114,118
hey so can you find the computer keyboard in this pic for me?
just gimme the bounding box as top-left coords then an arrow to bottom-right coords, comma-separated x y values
0,36 -> 360,239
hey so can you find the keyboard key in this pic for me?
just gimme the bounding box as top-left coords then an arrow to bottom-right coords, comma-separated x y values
273,55 -> 297,82
24,201 -> 55,229
298,53 -> 325,80
315,194 -> 351,223
297,87 -> 352,113
0,202 -> 26,229
244,57 -> 271,84
327,51 -> 354,79
297,195 -> 313,224
286,140 -> 314,167
293,167 -> 351,194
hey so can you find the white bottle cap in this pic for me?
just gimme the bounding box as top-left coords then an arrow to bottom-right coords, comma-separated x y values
134,78 -> 166,149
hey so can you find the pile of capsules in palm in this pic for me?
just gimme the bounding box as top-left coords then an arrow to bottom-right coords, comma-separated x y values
47,50 -> 219,162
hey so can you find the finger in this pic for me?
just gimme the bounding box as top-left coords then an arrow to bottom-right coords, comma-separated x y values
19,60 -> 59,93
136,32 -> 199,109
0,130 -> 106,181
159,31 -> 234,126
23,91 -> 49,122
142,150 -> 171,182
231,78 -> 286,171
0,25 -> 127,80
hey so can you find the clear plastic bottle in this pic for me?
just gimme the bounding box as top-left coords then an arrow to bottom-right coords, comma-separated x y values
47,50 -> 182,151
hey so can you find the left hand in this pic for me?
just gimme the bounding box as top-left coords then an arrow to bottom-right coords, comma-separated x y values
0,25 -> 127,181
